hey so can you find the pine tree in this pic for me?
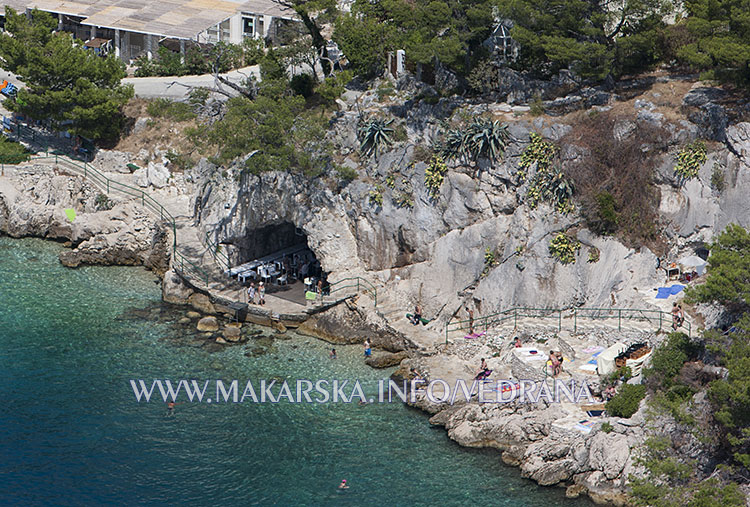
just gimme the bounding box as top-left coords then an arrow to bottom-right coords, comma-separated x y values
0,7 -> 133,141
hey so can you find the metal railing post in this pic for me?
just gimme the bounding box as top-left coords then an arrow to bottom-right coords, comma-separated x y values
618,309 -> 622,331
658,312 -> 662,332
558,310 -> 561,332
514,308 -> 518,328
574,308 -> 577,334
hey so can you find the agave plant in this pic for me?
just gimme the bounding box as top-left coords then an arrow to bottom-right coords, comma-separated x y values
358,118 -> 394,159
464,119 -> 510,162
438,128 -> 468,161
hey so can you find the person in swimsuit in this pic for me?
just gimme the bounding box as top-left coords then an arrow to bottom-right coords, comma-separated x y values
364,339 -> 371,358
329,348 -> 337,359
338,479 -> 348,489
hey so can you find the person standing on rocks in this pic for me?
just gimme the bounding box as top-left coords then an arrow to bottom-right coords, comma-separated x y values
466,307 -> 475,334
258,282 -> 266,306
364,339 -> 371,358
247,282 -> 256,305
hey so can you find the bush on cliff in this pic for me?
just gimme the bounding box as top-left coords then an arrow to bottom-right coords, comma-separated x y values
563,111 -> 667,249
605,383 -> 646,418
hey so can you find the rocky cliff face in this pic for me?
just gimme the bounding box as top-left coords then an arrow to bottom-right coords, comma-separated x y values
191,79 -> 750,331
184,77 -> 750,502
0,163 -> 168,273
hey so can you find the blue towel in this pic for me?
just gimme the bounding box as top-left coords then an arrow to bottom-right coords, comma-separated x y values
670,284 -> 685,295
587,359 -> 597,364
656,287 -> 671,299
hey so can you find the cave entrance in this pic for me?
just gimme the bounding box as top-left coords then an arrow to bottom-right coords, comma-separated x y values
232,221 -> 327,306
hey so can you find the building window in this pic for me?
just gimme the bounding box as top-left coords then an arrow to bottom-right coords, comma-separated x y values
242,16 -> 254,38
220,20 -> 230,41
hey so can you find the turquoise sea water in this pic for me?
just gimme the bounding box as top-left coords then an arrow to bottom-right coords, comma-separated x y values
0,237 -> 594,506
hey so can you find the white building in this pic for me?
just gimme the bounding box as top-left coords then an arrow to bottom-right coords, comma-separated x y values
0,0 -> 296,62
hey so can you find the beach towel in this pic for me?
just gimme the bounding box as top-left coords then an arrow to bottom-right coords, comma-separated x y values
305,291 -> 317,300
575,423 -> 593,434
587,410 -> 604,417
64,208 -> 76,222
406,313 -> 430,325
655,287 -> 671,299
579,364 -> 598,372
670,284 -> 685,295
497,382 -> 521,393
583,346 -> 604,354
464,332 -> 486,339
587,358 -> 598,365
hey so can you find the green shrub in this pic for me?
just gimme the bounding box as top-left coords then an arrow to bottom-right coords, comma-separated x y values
334,164 -> 358,184
519,134 -> 574,212
594,191 -> 618,234
601,421 -> 613,433
165,150 -> 192,171
146,99 -> 196,122
0,137 -> 30,163
606,383 -> 646,418
529,94 -> 544,116
395,191 -> 414,208
587,247 -> 600,263
424,156 -> 448,199
187,88 -> 210,107
549,232 -> 580,264
368,185 -> 384,206
241,37 -> 265,66
376,83 -> 394,101
315,70 -> 353,105
710,162 -> 725,191
644,332 -> 698,387
94,193 -> 113,211
674,140 -> 707,180
483,247 -> 498,275
290,73 -> 315,98
518,133 -> 558,182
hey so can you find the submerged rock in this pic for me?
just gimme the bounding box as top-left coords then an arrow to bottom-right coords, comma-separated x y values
197,316 -> 219,332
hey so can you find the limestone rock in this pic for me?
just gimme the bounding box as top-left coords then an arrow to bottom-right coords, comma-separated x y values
223,325 -> 242,342
162,269 -> 193,305
587,432 -> 630,480
188,293 -> 215,314
133,117 -> 151,134
215,336 -> 228,344
365,351 -> 408,368
186,311 -> 201,319
133,162 -> 170,188
92,149 -> 132,174
197,316 -> 219,332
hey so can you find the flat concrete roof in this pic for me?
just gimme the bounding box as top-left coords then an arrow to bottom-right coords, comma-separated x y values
1,0 -> 294,39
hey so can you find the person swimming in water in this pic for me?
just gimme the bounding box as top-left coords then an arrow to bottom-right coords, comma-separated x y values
338,479 -> 349,489
166,401 -> 177,416
330,348 -> 337,359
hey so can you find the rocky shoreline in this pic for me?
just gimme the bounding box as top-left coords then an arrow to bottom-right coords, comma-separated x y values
6,75 -> 750,504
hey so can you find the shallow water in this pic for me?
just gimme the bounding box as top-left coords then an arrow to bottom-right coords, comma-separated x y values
0,237 -> 594,506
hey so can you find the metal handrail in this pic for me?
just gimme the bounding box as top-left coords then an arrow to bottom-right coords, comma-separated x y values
445,306 -> 693,342
328,277 -> 377,306
204,232 -> 231,273
0,151 -> 214,288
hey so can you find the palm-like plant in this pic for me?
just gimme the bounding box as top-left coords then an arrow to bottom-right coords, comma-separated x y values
465,119 -> 510,162
438,128 -> 468,161
359,118 -> 394,159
